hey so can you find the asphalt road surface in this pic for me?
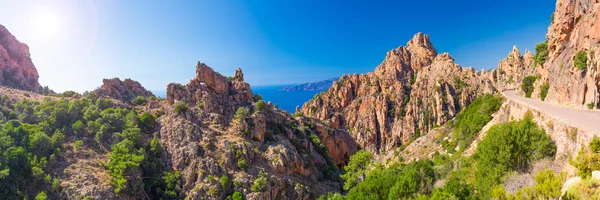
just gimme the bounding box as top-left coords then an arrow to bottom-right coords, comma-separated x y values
502,90 -> 600,134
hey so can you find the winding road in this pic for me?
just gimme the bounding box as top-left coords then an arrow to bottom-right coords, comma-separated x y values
502,90 -> 600,134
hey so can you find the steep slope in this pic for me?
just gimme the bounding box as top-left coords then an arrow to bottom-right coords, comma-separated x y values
159,63 -> 358,199
278,78 -> 339,92
0,25 -> 41,93
300,33 -> 497,153
538,0 -> 600,108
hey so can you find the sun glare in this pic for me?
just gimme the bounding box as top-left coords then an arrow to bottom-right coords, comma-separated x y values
30,8 -> 61,40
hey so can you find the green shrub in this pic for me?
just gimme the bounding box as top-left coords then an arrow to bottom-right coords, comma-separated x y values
451,94 -> 502,151
237,159 -> 247,171
132,96 -> 147,105
570,137 -> 600,178
72,120 -> 85,136
35,191 -> 47,200
341,150 -> 373,190
255,100 -> 266,113
61,91 -> 81,98
318,192 -> 345,200
74,140 -> 83,149
197,103 -> 204,109
234,107 -> 250,120
251,173 -> 268,193
122,128 -> 143,147
139,112 -> 157,131
174,101 -> 188,114
534,169 -> 565,199
107,139 -> 145,195
220,175 -> 230,189
345,160 -> 435,200
475,114 -> 555,197
588,102 -> 595,110
521,76 -> 537,98
253,94 -> 262,102
51,177 -> 60,192
591,136 -> 600,153
232,191 -> 244,200
563,178 -> 600,200
158,170 -> 182,199
575,50 -> 588,71
540,82 -> 550,101
387,161 -> 435,199
534,40 -> 549,66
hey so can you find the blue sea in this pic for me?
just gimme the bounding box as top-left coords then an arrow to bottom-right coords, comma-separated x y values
252,85 -> 320,113
152,85 -> 320,113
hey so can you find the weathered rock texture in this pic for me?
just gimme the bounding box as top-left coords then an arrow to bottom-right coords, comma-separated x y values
301,33 -> 498,153
166,62 -> 253,117
93,78 -> 154,102
0,25 -> 41,92
157,63 -> 357,199
539,0 -> 600,108
485,46 -> 538,93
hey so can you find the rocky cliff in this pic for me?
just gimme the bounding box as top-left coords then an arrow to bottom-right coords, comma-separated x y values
93,78 -> 154,102
534,0 -> 600,109
156,63 -> 358,199
0,25 -> 41,93
300,33 -> 500,153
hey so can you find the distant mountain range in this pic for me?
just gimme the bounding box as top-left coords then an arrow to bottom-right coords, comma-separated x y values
278,77 -> 338,92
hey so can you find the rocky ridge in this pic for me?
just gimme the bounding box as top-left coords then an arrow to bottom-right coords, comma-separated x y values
0,25 -> 41,93
156,63 -> 358,199
300,33 -> 506,153
93,78 -> 155,102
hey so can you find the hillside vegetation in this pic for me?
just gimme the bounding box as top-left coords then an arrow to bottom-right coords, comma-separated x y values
319,96 -> 561,200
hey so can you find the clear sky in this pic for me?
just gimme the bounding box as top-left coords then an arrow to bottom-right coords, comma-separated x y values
0,0 -> 556,93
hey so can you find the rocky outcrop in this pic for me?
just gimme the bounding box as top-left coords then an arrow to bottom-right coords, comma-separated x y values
313,122 -> 359,168
278,77 -> 339,92
157,63 -> 354,199
539,0 -> 600,108
486,46 -> 538,92
0,25 -> 41,92
166,62 -> 253,117
301,33 -> 496,153
93,78 -> 154,102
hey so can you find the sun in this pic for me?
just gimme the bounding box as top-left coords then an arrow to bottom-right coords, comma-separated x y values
30,8 -> 62,39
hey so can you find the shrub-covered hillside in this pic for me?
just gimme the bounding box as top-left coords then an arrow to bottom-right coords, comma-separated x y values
0,93 -> 177,199
319,96 -> 561,200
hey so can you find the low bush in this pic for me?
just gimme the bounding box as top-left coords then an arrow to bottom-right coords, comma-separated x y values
255,100 -> 266,113
132,96 -> 147,105
570,136 -> 600,178
234,107 -> 250,120
521,76 -> 537,98
534,40 -> 548,66
450,94 -> 502,151
540,82 -> 550,101
341,150 -> 373,190
251,173 -> 268,193
575,50 -> 588,71
475,113 -> 556,197
174,101 -> 188,114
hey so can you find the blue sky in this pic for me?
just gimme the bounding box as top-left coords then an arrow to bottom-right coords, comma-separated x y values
0,0 -> 555,93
